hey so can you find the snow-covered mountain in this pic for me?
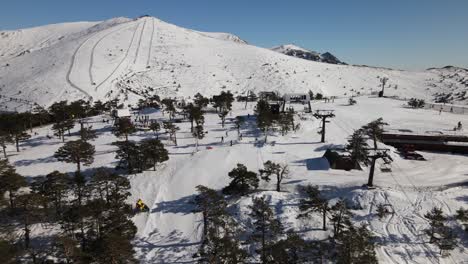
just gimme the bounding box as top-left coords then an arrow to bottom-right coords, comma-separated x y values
0,16 -> 467,112
271,44 -> 346,65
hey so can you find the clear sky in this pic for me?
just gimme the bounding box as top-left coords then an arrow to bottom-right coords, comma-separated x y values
1,0 -> 467,70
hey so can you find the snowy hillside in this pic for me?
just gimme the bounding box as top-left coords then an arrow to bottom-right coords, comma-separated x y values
1,16 -> 467,113
4,97 -> 468,263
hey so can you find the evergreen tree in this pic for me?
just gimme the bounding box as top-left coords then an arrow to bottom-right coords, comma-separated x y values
193,121 -> 206,152
269,232 -> 323,264
255,100 -> 276,143
11,119 -> 31,152
112,118 -> 136,142
212,91 -> 234,113
345,130 -> 369,169
193,185 -> 230,252
218,109 -> 229,128
0,132 -> 13,158
194,93 -> 209,108
424,207 -> 447,243
52,119 -> 75,142
362,118 -> 388,150
161,98 -> 177,120
140,138 -> 169,170
113,141 -> 141,173
16,193 -> 46,249
0,159 -> 27,210
278,113 -> 293,136
54,139 -> 95,172
79,126 -> 97,142
455,207 -> 468,231
149,121 -> 161,138
259,161 -> 289,192
163,122 -> 180,146
31,170 -> 69,216
336,224 -> 377,264
222,164 -> 259,196
298,185 -> 330,231
249,196 -> 283,263
330,199 -> 353,238
186,103 -> 204,132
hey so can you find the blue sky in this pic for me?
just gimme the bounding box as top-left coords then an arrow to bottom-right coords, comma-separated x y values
1,0 -> 467,70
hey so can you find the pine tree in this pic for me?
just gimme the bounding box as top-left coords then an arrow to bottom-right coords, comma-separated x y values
54,139 -> 95,172
222,164 -> 259,196
0,159 -> 27,210
346,130 -> 369,169
112,117 -> 136,142
194,93 -> 209,108
163,121 -> 180,146
161,98 -> 176,120
278,113 -> 293,136
31,170 -> 69,216
0,132 -> 13,158
186,103 -> 204,132
79,126 -> 97,142
113,141 -> 141,173
149,121 -> 161,138
455,207 -> 468,231
269,232 -> 323,263
256,100 -> 276,143
192,122 -> 205,152
249,196 -> 283,263
362,118 -> 388,150
193,185 -> 229,250
298,185 -> 330,231
424,207 -> 447,243
330,199 -> 353,238
16,193 -> 46,249
11,121 -> 31,152
259,161 -> 289,192
140,138 -> 169,170
217,108 -> 229,128
336,224 -> 377,264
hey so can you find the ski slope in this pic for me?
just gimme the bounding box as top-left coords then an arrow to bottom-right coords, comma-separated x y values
6,97 -> 468,263
1,16 -> 467,113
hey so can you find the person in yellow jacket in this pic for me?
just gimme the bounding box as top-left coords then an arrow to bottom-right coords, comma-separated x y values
136,199 -> 148,212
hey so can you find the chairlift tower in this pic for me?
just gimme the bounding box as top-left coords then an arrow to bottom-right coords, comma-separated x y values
366,148 -> 392,187
313,110 -> 335,143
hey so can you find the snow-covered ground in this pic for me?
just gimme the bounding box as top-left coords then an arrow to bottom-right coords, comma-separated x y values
1,16 -> 467,113
6,97 -> 468,263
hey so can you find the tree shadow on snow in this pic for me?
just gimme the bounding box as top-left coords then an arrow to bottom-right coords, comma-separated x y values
134,229 -> 199,263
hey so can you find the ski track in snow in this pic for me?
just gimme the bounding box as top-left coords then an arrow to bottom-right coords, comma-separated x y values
147,18 -> 155,67
66,32 -> 97,100
89,22 -> 134,85
95,21 -> 141,91
132,18 -> 147,65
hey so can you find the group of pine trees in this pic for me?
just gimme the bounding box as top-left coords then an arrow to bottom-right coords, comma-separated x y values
194,179 -> 378,263
0,159 -> 137,263
0,96 -> 172,263
222,161 -> 289,195
0,99 -> 116,157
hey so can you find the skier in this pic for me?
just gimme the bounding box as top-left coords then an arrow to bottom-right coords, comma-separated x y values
221,136 -> 224,143
136,199 -> 149,212
457,121 -> 462,130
